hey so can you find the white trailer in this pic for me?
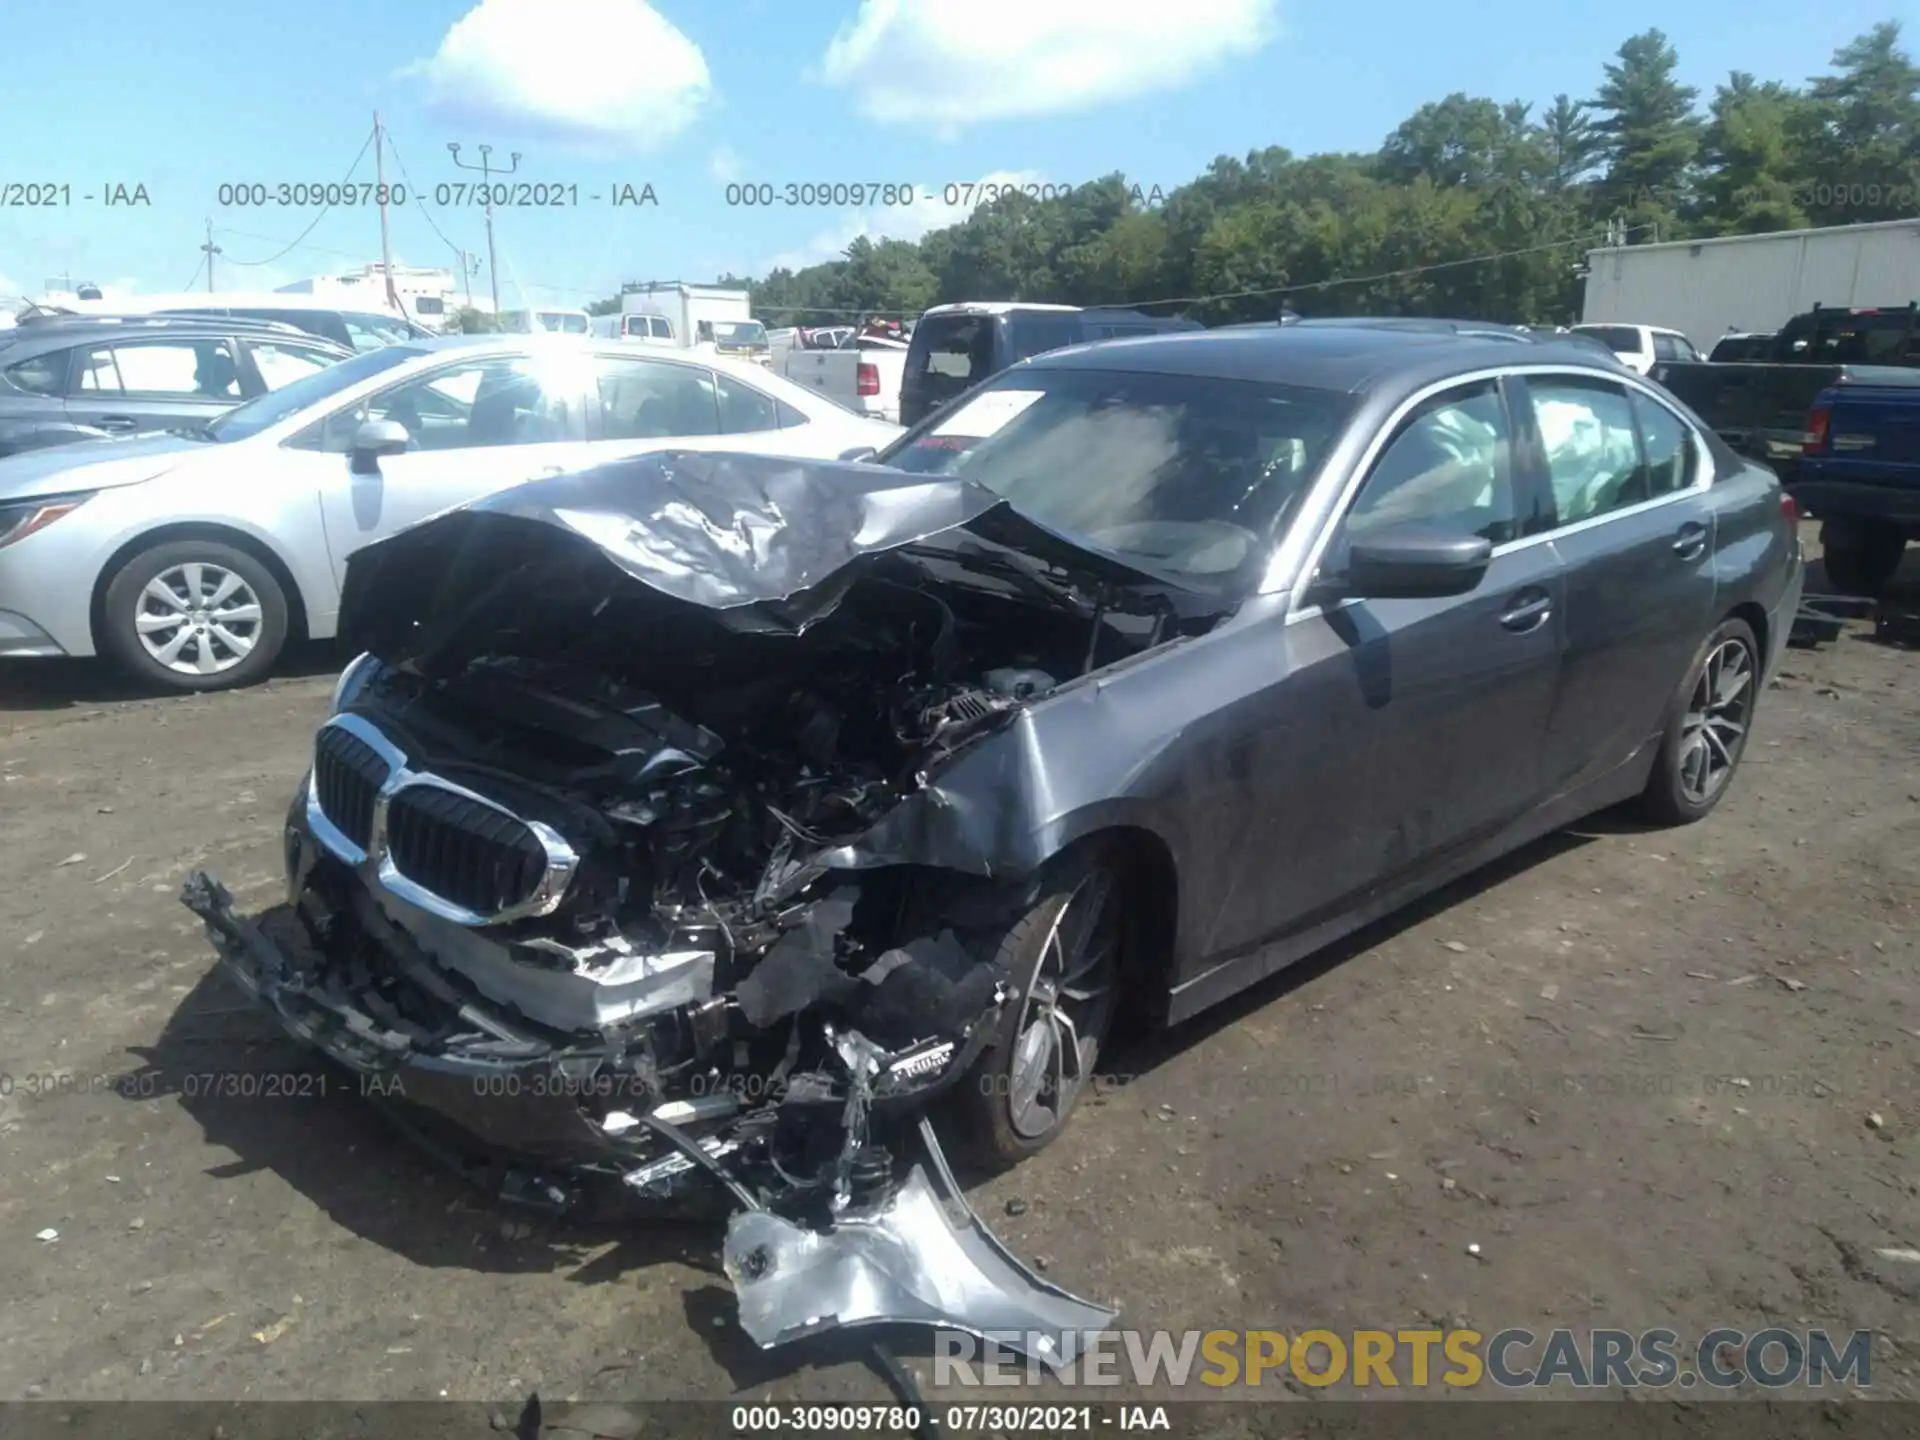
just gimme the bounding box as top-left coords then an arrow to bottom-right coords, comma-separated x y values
619,282 -> 770,364
1581,218 -> 1920,352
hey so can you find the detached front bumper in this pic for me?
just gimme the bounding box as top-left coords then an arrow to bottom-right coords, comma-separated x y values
180,862 -> 1118,1364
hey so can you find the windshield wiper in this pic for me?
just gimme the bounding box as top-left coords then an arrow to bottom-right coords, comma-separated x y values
900,538 -> 1090,612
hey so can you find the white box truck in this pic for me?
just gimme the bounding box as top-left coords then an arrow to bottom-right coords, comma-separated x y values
620,282 -> 771,366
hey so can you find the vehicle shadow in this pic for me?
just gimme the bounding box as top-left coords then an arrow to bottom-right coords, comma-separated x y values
121,959 -> 714,1282
1100,826 -> 1601,1090
0,639 -> 346,713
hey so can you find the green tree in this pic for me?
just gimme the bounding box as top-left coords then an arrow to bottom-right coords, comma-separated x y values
1800,21 -> 1920,225
1588,29 -> 1702,239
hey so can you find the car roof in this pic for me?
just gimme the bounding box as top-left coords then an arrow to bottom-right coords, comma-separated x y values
920,302 -> 1083,317
1018,325 -> 1632,395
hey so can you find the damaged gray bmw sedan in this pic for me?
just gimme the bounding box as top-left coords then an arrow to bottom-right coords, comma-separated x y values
182,324 -> 1803,1357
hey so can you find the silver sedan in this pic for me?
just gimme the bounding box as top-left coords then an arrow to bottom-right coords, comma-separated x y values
0,334 -> 902,690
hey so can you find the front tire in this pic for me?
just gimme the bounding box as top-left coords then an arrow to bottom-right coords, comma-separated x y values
1638,617 -> 1760,827
956,843 -> 1129,1169
101,539 -> 289,692
1819,521 -> 1906,597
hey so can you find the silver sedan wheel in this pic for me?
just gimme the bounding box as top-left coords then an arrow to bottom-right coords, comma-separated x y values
1006,869 -> 1122,1141
134,562 -> 265,677
1677,636 -> 1753,804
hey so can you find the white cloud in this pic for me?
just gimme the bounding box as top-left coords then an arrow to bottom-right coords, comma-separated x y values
766,169 -> 1043,271
405,0 -> 711,152
709,145 -> 743,183
818,0 -> 1279,127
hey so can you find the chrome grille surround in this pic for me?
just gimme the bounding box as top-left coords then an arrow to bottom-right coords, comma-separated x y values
305,712 -> 580,927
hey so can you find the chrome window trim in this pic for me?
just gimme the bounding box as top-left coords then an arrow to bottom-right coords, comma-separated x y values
307,713 -> 579,928
1268,363 -> 1714,617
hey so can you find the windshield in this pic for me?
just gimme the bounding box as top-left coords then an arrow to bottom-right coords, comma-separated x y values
877,367 -> 1351,589
203,344 -> 423,442
712,321 -> 768,347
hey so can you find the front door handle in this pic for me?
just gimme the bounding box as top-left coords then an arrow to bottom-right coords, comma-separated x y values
1673,520 -> 1708,560
93,415 -> 139,431
1499,590 -> 1553,633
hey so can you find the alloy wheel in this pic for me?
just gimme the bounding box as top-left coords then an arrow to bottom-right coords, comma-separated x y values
1005,869 -> 1123,1140
135,562 -> 266,677
1677,636 -> 1754,805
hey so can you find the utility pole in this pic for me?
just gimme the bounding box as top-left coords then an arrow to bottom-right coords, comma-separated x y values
447,142 -> 519,314
373,112 -> 403,316
200,221 -> 222,293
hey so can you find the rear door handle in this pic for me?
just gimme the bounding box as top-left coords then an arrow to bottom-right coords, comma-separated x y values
1673,520 -> 1708,559
1499,590 -> 1552,633
93,415 -> 139,431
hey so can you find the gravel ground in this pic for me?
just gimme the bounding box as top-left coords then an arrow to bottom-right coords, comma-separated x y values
1,532 -> 1917,1419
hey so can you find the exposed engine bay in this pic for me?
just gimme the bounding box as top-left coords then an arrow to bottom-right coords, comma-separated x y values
183,452 -> 1239,1367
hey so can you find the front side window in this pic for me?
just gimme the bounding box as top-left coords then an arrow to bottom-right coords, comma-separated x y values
878,367 -> 1351,588
74,339 -> 240,399
323,355 -> 579,452
595,356 -> 720,439
1521,376 -> 1650,525
210,344 -> 421,444
1344,382 -> 1517,545
248,341 -> 339,391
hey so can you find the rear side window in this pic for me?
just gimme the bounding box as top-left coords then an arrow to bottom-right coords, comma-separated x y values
247,340 -> 340,391
1630,392 -> 1697,496
5,350 -> 67,396
1005,313 -> 1085,362
595,355 -> 720,438
714,372 -> 780,433
1522,375 -> 1650,525
776,399 -> 809,428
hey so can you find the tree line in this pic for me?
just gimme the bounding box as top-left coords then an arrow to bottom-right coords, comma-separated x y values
612,21 -> 1920,329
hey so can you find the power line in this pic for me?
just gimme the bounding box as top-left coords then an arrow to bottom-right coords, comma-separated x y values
221,129 -> 375,269
214,227 -> 363,263
180,255 -> 204,291
741,221 -> 1661,319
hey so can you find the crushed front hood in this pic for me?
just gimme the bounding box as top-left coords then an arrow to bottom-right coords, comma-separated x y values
335,449 -> 1185,655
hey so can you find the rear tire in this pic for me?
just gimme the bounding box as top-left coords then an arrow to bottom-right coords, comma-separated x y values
1637,617 -> 1760,827
101,539 -> 289,693
1819,521 -> 1906,597
956,842 -> 1130,1170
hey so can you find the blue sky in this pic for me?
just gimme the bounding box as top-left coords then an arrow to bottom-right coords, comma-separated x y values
0,0 -> 1907,313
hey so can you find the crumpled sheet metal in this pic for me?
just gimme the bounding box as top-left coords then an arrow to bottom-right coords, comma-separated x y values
723,1119 -> 1117,1365
342,450 -> 1002,623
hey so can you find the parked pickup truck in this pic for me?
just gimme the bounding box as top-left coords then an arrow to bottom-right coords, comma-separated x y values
1653,303 -> 1920,483
1797,380 -> 1920,595
783,333 -> 908,425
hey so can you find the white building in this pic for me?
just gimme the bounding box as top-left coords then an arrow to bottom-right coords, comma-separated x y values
1581,218 -> 1920,350
276,262 -> 459,329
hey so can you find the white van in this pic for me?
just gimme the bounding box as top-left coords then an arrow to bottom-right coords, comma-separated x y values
590,312 -> 676,342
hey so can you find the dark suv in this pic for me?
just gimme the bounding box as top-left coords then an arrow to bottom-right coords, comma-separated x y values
0,317 -> 353,457
900,303 -> 1202,426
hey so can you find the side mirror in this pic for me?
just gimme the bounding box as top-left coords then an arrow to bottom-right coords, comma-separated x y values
837,446 -> 879,463
1327,526 -> 1493,600
349,418 -> 410,475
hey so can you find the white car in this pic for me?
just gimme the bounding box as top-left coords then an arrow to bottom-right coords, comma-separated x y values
1569,323 -> 1702,374
0,335 -> 902,690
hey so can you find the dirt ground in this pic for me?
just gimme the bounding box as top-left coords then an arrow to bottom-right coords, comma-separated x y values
2,531 -> 1917,1417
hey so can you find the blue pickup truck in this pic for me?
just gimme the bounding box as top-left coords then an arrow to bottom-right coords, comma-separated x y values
1798,381 -> 1920,595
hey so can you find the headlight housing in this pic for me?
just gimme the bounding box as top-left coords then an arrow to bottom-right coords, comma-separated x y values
0,491 -> 94,550
329,651 -> 381,713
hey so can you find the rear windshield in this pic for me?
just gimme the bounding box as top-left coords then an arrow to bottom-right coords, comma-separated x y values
1575,325 -> 1647,354
1709,336 -> 1770,362
907,313 -> 998,409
